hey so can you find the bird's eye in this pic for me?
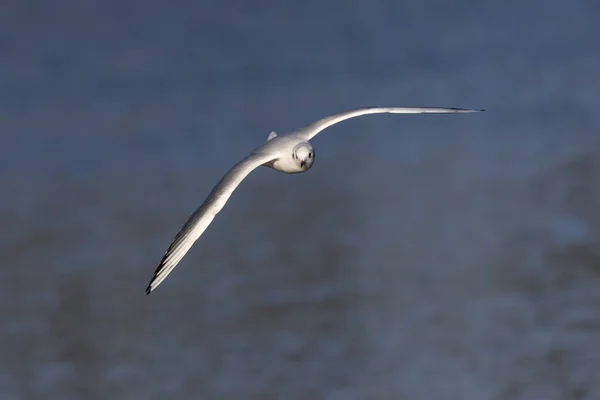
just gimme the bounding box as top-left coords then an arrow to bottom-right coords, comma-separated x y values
308,152 -> 312,158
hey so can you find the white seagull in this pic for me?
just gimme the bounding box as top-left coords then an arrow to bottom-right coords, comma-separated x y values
146,106 -> 483,293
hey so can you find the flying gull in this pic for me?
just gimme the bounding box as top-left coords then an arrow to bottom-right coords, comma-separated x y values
146,106 -> 483,293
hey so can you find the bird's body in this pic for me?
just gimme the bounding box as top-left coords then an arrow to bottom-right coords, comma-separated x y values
259,134 -> 308,173
146,106 -> 483,294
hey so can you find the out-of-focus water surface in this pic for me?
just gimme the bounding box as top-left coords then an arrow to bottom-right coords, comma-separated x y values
2,0 -> 600,398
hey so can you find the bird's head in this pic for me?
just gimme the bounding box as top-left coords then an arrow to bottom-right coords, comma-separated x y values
292,142 -> 315,171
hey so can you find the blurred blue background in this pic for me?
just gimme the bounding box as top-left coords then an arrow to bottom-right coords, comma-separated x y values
1,0 -> 600,398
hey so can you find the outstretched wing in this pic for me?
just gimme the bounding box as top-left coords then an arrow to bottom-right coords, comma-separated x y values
146,151 -> 277,294
297,106 -> 484,141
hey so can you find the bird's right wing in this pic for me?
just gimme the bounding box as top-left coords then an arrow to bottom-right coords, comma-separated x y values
146,151 -> 277,294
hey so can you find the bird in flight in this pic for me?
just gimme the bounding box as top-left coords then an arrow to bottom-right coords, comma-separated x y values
146,106 -> 483,294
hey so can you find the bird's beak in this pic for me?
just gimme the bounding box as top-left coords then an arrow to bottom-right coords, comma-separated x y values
300,160 -> 305,168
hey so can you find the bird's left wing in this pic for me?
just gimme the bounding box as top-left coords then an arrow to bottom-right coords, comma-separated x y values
146,151 -> 277,294
297,106 -> 484,141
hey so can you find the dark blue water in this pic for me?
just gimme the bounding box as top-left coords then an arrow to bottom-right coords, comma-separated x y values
1,1 -> 600,398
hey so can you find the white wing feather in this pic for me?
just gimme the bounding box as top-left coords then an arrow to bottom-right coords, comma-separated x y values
146,152 -> 276,293
298,106 -> 483,141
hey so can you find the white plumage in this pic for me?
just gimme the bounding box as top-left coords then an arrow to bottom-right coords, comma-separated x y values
146,106 -> 483,294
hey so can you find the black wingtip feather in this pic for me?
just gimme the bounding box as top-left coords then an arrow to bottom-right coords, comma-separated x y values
145,284 -> 153,295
